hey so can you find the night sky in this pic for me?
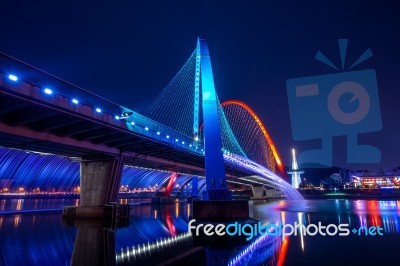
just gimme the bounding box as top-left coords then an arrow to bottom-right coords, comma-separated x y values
1,0 -> 399,171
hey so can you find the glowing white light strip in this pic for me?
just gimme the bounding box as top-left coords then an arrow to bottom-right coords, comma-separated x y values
115,232 -> 192,263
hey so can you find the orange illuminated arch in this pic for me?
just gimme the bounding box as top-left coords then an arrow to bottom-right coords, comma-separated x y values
220,100 -> 285,175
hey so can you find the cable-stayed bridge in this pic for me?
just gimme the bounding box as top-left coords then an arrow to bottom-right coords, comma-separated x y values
0,38 -> 301,216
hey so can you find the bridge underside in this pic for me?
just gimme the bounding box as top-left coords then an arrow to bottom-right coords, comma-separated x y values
0,90 -> 253,178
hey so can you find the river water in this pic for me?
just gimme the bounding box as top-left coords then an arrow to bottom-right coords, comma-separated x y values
0,198 -> 399,265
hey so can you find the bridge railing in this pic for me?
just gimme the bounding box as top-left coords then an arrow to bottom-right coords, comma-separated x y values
0,52 -> 203,154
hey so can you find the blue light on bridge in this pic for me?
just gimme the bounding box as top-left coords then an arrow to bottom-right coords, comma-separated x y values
166,135 -> 170,139
175,138 -> 179,142
8,74 -> 18,81
115,115 -> 120,120
72,98 -> 79,104
44,88 -> 53,95
157,131 -> 160,135
96,108 -> 102,113
182,141 -> 185,144
195,136 -> 199,141
120,111 -> 133,119
145,127 -> 149,131
131,122 -> 135,126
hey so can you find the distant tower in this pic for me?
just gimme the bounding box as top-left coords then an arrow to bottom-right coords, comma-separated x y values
287,148 -> 304,189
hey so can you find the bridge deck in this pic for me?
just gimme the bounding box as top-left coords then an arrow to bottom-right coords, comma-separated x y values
0,74 -> 252,178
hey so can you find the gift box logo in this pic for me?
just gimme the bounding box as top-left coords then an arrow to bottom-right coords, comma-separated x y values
286,39 -> 382,167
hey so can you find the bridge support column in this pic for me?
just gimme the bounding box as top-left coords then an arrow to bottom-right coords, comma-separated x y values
189,39 -> 254,244
199,38 -> 230,200
63,156 -> 124,218
252,186 -> 265,199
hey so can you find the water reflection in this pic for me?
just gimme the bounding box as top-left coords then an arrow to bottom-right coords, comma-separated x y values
13,215 -> 21,228
0,198 -> 80,212
69,219 -> 116,266
241,199 -> 400,265
227,230 -> 283,266
264,199 -> 400,235
0,213 -> 75,265
16,199 -> 23,210
0,199 -> 400,265
0,199 -> 6,211
297,212 -> 305,252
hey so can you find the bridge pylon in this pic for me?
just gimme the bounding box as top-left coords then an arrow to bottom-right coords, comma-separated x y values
63,155 -> 125,218
197,38 -> 230,200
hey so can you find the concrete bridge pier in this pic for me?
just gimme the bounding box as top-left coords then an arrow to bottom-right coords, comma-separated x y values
251,185 -> 265,199
63,156 -> 124,218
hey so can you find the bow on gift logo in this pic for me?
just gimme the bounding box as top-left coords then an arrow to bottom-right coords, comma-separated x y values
286,39 -> 382,167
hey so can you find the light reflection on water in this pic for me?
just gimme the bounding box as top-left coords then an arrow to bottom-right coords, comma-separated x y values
259,199 -> 400,234
221,199 -> 400,266
0,198 -> 151,212
0,199 -> 399,265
